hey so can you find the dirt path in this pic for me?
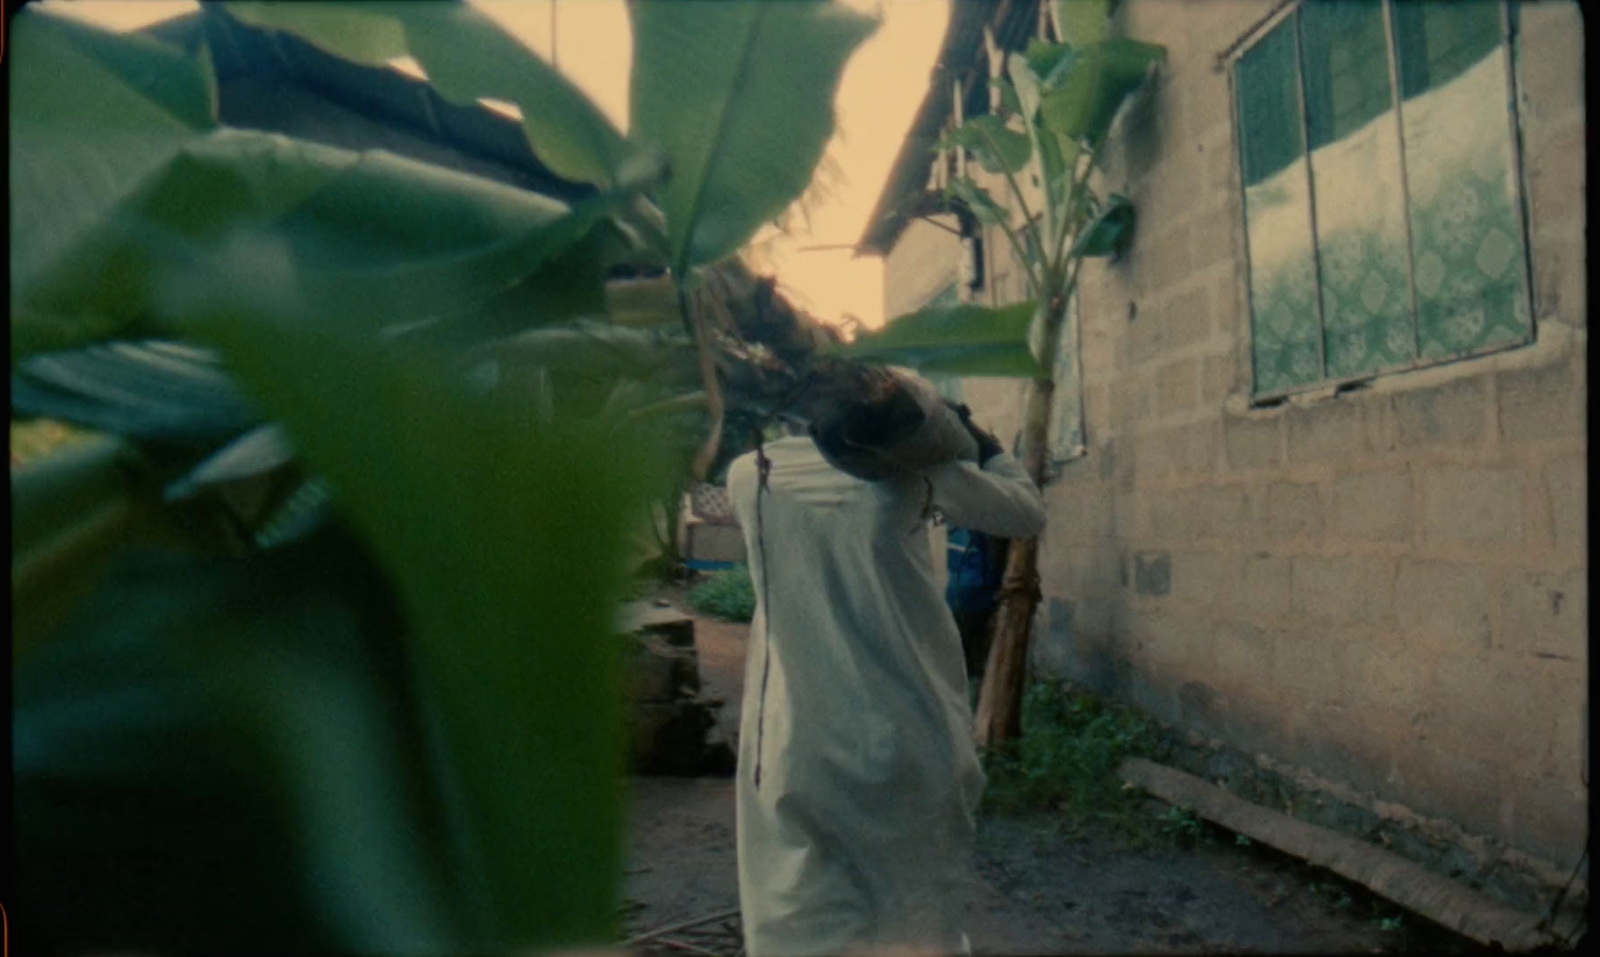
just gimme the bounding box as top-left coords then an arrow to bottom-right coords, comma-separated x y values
622,602 -> 1484,955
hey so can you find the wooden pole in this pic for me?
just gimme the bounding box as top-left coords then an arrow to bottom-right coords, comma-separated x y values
974,301 -> 1058,747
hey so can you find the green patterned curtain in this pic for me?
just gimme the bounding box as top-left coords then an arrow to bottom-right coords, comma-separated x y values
1237,17 -> 1323,394
1235,0 -> 1528,395
1393,0 -> 1530,359
1302,0 -> 1417,379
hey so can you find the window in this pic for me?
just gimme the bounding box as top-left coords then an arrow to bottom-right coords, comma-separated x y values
1234,0 -> 1530,397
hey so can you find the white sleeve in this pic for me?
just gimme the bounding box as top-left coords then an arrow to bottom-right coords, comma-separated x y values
922,451 -> 1047,538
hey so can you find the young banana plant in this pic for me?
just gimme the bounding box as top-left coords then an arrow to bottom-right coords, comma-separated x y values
918,0 -> 1166,746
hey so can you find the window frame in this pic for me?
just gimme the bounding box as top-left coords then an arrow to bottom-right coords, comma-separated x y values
1226,0 -> 1536,403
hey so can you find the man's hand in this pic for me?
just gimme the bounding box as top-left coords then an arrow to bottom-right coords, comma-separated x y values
944,400 -> 1003,466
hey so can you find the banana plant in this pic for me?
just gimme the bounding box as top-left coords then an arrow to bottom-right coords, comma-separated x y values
8,2 -> 876,953
911,0 -> 1166,746
10,0 -> 1073,945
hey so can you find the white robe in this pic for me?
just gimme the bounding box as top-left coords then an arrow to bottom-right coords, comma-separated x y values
727,436 -> 1047,957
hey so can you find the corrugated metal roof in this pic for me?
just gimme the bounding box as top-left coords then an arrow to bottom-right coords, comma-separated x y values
855,0 -> 1040,257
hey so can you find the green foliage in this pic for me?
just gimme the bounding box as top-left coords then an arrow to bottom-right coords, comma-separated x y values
1073,193 -> 1136,258
941,115 -> 1032,175
1156,804 -> 1205,848
837,300 -> 1045,377
981,681 -> 1168,829
872,11 -> 1166,426
8,1 -> 884,953
686,565 -> 757,623
180,279 -> 669,947
631,0 -> 877,274
1037,39 -> 1167,146
1052,0 -> 1112,48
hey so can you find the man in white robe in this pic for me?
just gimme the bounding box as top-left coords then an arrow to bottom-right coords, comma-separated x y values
726,413 -> 1046,956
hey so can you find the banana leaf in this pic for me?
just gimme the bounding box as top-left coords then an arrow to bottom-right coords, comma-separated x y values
1039,38 -> 1166,146
174,279 -> 672,950
1053,0 -> 1112,47
9,8 -> 216,354
941,115 -> 1033,175
630,0 -> 877,273
837,301 -> 1044,378
1072,193 -> 1136,258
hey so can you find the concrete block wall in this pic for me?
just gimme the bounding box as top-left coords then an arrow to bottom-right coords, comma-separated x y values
1025,0 -> 1587,881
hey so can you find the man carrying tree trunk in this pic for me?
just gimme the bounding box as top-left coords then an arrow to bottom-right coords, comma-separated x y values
726,399 -> 1045,957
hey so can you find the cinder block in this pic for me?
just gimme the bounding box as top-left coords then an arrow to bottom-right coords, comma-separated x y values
1331,469 -> 1413,542
1429,652 -> 1550,767
1164,283 -> 1213,350
1346,641 -> 1429,717
1134,428 -> 1175,480
1135,551 -> 1172,596
1111,373 -> 1153,431
1163,419 -> 1216,477
1131,226 -> 1193,300
1230,552 -> 1290,624
1270,631 -> 1348,705
1290,556 -> 1396,626
1499,568 -> 1586,659
1224,414 -> 1283,470
1422,467 -> 1525,546
1392,743 -> 1504,846
1546,666 -> 1588,784
1148,491 -> 1200,542
1190,207 -> 1234,271
1183,67 -> 1234,149
1113,488 -> 1151,540
1202,353 -> 1235,404
1286,401 -> 1359,464
1529,232 -> 1588,327
1515,2 -> 1585,129
1497,359 -> 1585,443
1084,383 -> 1111,435
1396,559 -> 1492,647
1394,378 -> 1488,449
1353,393 -> 1400,458
1193,484 -> 1249,539
1170,549 -> 1229,611
1207,138 -> 1243,209
1155,357 -> 1200,417
1544,453 -> 1586,556
1131,605 -> 1200,674
1265,481 -> 1324,540
1046,480 -> 1114,543
1524,119 -> 1586,239
1507,774 -> 1588,873
1211,620 -> 1274,690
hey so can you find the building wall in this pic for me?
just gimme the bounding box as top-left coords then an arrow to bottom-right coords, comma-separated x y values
883,214 -> 965,322
884,0 -> 1586,882
1048,0 -> 1586,876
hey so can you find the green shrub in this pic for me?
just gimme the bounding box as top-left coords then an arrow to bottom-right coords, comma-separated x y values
982,680 -> 1169,830
685,565 -> 756,622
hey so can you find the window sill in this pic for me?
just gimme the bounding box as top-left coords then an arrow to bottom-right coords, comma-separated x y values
1228,322 -> 1579,417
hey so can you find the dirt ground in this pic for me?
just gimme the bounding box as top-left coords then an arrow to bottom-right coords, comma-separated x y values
622,598 -> 1488,955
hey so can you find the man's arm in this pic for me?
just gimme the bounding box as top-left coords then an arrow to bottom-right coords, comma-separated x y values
923,451 -> 1046,539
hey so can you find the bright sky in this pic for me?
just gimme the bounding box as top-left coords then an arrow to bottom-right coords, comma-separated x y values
40,0 -> 949,329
